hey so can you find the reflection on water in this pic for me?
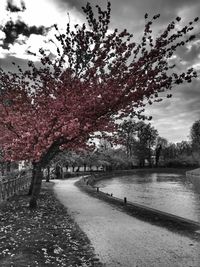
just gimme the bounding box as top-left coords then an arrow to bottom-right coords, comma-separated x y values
96,172 -> 200,223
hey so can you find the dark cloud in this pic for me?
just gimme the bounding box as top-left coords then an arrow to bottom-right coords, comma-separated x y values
59,0 -> 200,15
54,0 -> 200,31
6,0 -> 26,12
144,80 -> 200,142
0,55 -> 42,73
176,80 -> 200,107
0,55 -> 30,72
0,20 -> 48,50
1,1 -> 50,50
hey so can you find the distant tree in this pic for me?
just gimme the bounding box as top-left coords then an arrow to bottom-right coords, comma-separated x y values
96,146 -> 131,170
161,140 -> 197,167
191,120 -> 200,152
51,150 -> 84,173
99,138 -> 113,151
162,143 -> 177,161
118,120 -> 158,166
134,122 -> 158,167
117,120 -> 137,157
78,150 -> 97,171
176,141 -> 192,156
155,137 -> 168,167
190,120 -> 200,165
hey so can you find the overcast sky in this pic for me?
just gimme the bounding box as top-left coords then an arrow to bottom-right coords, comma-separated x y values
0,0 -> 200,143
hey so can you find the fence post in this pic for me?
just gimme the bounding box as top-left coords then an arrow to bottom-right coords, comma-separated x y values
0,183 -> 2,202
2,183 -> 4,200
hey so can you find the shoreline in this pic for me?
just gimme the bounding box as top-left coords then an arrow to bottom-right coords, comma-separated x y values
54,177 -> 200,267
82,167 -> 193,186
75,169 -> 200,236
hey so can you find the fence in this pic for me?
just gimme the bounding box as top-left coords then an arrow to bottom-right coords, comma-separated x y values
0,173 -> 31,202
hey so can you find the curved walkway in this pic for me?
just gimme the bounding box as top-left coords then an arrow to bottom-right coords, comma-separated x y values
54,178 -> 200,267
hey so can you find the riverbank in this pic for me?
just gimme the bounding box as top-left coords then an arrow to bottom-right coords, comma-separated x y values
54,178 -> 200,267
0,182 -> 102,267
83,167 -> 193,186
76,169 -> 200,234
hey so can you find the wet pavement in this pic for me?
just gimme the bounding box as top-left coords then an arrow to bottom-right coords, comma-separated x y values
54,178 -> 200,267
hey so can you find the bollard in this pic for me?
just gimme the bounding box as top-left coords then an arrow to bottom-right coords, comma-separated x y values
124,197 -> 127,204
97,187 -> 99,192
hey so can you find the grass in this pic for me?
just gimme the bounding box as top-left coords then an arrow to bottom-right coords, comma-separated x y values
0,182 -> 102,267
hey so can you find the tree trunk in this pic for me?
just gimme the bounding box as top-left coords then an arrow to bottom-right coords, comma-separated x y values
28,176 -> 34,196
6,161 -> 11,173
140,159 -> 145,167
155,145 -> 162,167
28,164 -> 36,196
29,163 -> 43,209
28,139 -> 65,209
76,166 -> 80,172
55,165 -> 62,179
46,166 -> 50,182
148,155 -> 152,167
0,162 -> 5,176
83,163 -> 87,172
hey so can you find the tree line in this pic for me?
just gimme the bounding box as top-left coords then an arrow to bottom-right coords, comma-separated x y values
48,119 -> 200,175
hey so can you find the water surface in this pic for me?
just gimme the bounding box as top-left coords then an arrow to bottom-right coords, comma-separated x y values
96,172 -> 200,223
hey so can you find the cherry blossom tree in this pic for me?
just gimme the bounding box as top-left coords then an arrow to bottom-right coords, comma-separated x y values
0,2 -> 199,208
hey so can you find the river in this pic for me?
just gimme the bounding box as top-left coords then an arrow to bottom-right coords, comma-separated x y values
95,171 -> 200,223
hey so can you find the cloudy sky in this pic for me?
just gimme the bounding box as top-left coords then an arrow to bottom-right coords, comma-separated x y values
0,0 -> 200,143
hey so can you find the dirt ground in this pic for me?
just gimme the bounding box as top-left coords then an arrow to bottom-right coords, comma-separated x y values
0,182 -> 102,267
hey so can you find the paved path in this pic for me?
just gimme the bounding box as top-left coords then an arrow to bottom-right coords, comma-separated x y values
54,178 -> 200,267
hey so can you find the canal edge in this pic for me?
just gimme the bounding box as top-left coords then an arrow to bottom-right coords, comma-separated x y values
75,173 -> 200,236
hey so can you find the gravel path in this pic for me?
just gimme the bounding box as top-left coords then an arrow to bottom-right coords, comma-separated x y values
54,178 -> 200,267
